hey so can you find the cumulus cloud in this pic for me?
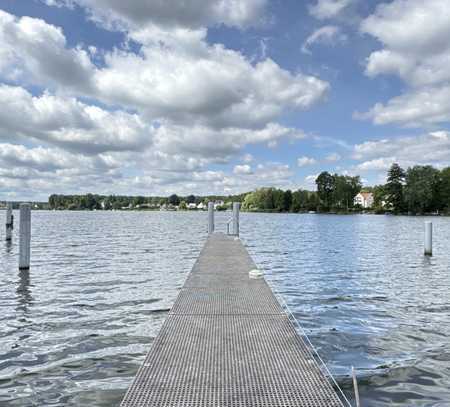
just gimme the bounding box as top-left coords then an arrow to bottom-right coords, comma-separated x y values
0,5 -> 330,199
153,122 -> 306,160
353,131 -> 450,170
297,156 -> 317,167
301,25 -> 347,54
0,10 -> 95,92
45,0 -> 268,30
0,84 -> 153,154
309,0 -> 355,20
360,0 -> 450,127
325,152 -> 341,162
233,164 -> 253,175
355,85 -> 450,127
0,10 -> 329,130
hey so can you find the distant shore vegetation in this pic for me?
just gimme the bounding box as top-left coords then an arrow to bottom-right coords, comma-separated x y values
38,164 -> 448,216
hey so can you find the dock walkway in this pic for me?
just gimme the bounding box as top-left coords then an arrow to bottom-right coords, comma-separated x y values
121,233 -> 344,406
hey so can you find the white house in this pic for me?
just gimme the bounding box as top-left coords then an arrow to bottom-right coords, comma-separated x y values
354,192 -> 374,208
187,203 -> 197,209
196,202 -> 205,210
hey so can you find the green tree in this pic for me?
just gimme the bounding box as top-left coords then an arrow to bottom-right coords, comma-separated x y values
404,165 -> 441,214
441,167 -> 450,212
179,201 -> 187,210
168,194 -> 180,206
315,171 -> 335,210
186,195 -> 196,204
386,163 -> 405,213
282,190 -> 293,212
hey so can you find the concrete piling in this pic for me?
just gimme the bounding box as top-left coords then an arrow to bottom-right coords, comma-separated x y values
6,203 -> 13,241
208,202 -> 214,234
424,221 -> 432,256
232,202 -> 240,236
19,203 -> 31,270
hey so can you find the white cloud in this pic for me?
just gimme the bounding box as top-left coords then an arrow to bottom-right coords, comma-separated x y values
360,0 -> 450,127
0,10 -> 95,92
45,0 -> 268,30
297,156 -> 317,167
302,25 -> 347,54
242,153 -> 254,163
153,122 -> 305,160
325,152 -> 341,162
0,84 -> 153,154
361,0 -> 450,87
309,0 -> 355,20
0,6 -> 331,199
355,85 -> 450,127
353,131 -> 450,170
233,164 -> 253,175
0,10 -> 329,131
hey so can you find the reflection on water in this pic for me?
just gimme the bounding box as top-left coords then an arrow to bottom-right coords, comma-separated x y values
0,211 -> 449,406
16,269 -> 32,314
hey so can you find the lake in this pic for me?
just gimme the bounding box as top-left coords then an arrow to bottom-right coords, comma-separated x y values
1,211 -> 450,406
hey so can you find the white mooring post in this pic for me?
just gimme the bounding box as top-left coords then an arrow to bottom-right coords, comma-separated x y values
19,203 -> 31,270
232,202 -> 240,236
6,203 -> 13,241
424,221 -> 432,256
208,202 -> 215,234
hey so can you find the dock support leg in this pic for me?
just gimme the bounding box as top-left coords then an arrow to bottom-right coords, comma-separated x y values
19,203 -> 31,270
208,202 -> 214,234
6,203 -> 13,241
424,221 -> 432,256
232,202 -> 240,236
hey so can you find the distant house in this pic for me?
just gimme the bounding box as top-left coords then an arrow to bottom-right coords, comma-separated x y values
354,192 -> 374,208
214,200 -> 224,209
187,203 -> 197,210
196,202 -> 205,210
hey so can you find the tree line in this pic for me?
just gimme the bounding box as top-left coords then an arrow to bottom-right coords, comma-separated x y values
242,174 -> 362,212
371,163 -> 450,214
48,163 -> 450,215
48,193 -> 247,211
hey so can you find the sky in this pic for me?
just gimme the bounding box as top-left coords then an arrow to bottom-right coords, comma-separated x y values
0,0 -> 449,200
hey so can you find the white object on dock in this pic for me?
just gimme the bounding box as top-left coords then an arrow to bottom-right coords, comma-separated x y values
208,202 -> 214,234
249,269 -> 264,279
6,203 -> 13,241
19,203 -> 31,270
424,221 -> 432,256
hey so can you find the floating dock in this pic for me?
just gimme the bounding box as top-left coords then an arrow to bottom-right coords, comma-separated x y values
121,232 -> 344,406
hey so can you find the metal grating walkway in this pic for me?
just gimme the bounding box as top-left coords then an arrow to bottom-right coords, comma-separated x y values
121,233 -> 344,407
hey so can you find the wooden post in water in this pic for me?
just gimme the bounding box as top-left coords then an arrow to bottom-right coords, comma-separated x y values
424,221 -> 432,256
232,202 -> 240,236
6,203 -> 13,241
208,202 -> 214,234
19,203 -> 31,270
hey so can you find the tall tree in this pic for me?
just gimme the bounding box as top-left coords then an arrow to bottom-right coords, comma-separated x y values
386,163 -> 405,213
315,171 -> 335,210
282,190 -> 293,212
404,166 -> 441,214
168,194 -> 180,206
441,167 -> 450,212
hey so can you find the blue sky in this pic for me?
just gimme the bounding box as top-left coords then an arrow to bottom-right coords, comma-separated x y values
1,0 -> 449,200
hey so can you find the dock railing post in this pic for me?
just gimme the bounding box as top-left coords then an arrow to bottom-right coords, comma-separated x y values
424,221 -> 432,256
19,203 -> 31,270
6,203 -> 13,241
208,202 -> 214,234
232,202 -> 240,236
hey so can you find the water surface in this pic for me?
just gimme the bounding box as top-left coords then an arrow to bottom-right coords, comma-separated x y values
1,211 -> 449,406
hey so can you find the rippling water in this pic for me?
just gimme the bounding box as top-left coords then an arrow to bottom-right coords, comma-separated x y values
1,211 -> 449,406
